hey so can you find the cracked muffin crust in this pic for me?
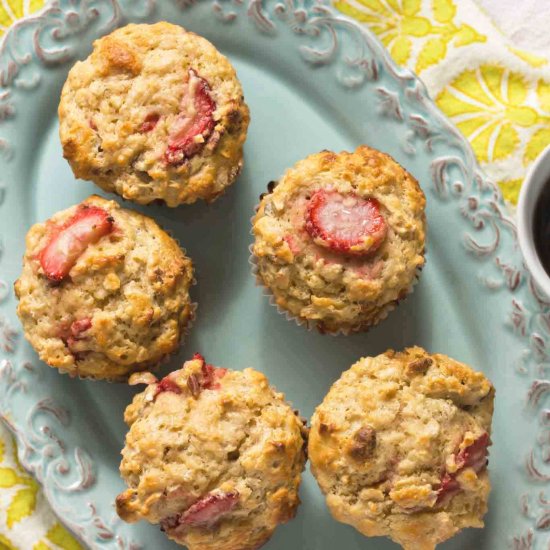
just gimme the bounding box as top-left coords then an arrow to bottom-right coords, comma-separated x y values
252,146 -> 426,333
59,22 -> 249,207
14,195 -> 194,381
309,347 -> 494,550
116,354 -> 308,550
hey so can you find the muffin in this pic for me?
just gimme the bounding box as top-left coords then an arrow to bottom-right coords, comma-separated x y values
309,347 -> 495,550
59,22 -> 249,207
116,353 -> 308,550
252,146 -> 426,333
14,195 -> 194,381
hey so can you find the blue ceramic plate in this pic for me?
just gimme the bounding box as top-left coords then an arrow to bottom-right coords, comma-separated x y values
0,1 -> 548,549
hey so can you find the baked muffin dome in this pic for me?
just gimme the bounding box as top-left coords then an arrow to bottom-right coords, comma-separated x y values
59,22 -> 249,207
252,146 -> 426,334
309,347 -> 494,550
14,195 -> 194,381
116,354 -> 308,550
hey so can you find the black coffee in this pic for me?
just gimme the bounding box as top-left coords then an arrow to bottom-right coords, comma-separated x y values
534,183 -> 550,275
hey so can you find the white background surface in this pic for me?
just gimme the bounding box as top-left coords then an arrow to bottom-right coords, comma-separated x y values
477,0 -> 550,56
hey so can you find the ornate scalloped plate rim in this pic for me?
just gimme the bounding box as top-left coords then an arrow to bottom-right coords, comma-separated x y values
0,1 -> 547,549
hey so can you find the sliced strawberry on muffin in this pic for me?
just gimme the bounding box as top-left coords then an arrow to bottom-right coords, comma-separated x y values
305,190 -> 387,256
39,204 -> 114,282
162,491 -> 240,530
150,353 -> 228,398
436,431 -> 491,504
165,70 -> 216,165
140,112 -> 160,133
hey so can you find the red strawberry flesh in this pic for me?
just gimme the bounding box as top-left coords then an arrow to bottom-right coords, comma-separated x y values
305,190 -> 387,256
155,354 -> 227,399
192,353 -> 227,391
59,317 -> 92,353
456,432 -> 490,473
165,70 -> 215,165
201,362 -> 227,390
192,352 -> 205,363
180,491 -> 239,527
436,473 -> 461,504
39,205 -> 114,282
436,432 -> 490,504
140,112 -> 160,133
70,318 -> 92,338
156,375 -> 182,396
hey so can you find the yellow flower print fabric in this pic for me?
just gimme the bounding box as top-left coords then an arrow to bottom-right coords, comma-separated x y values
0,426 -> 82,550
333,0 -> 550,205
0,0 -> 45,32
437,66 -> 539,162
334,0 -> 485,71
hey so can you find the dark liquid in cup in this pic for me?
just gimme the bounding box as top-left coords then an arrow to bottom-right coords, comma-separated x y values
534,183 -> 550,275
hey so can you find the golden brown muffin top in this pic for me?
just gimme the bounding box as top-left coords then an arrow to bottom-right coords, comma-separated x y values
14,195 -> 194,380
117,354 -> 308,550
59,22 -> 249,206
253,146 -> 426,333
309,347 -> 494,550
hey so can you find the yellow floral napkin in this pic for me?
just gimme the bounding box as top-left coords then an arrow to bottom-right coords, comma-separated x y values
0,0 -> 548,548
333,0 -> 550,205
0,435 -> 81,550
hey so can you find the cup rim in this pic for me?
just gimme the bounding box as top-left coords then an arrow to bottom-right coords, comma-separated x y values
517,144 -> 550,297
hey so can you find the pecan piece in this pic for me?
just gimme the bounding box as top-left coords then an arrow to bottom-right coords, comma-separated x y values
349,425 -> 377,460
406,357 -> 433,376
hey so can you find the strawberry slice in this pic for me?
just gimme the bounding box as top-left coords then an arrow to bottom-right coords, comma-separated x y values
456,432 -> 490,473
201,362 -> 227,390
436,432 -> 490,505
66,317 -> 92,350
305,190 -> 387,256
192,353 -> 228,391
155,354 -> 228,399
39,205 -> 114,282
165,69 -> 216,165
70,318 -> 92,337
156,375 -> 182,395
58,317 -> 92,354
180,491 -> 239,527
436,473 -> 461,504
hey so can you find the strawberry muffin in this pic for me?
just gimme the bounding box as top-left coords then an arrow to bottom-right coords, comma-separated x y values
14,195 -> 194,381
252,146 -> 426,334
116,354 -> 308,550
309,347 -> 495,550
59,22 -> 249,207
